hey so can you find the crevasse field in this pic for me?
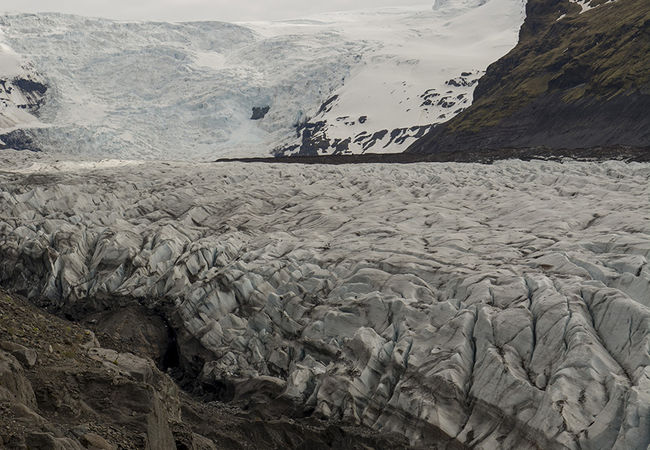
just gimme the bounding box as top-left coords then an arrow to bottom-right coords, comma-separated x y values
0,152 -> 648,448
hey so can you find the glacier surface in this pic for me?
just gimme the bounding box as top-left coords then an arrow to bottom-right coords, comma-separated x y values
0,153 -> 648,449
0,0 -> 525,159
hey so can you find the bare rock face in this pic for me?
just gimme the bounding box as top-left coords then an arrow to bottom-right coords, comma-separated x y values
0,157 -> 648,448
0,341 -> 38,368
0,350 -> 37,407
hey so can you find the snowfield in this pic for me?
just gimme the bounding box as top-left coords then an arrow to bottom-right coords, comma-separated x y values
0,0 -> 525,159
0,34 -> 46,131
0,154 -> 648,448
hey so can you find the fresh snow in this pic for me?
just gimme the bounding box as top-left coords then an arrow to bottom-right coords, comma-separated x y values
0,41 -> 22,77
570,0 -> 596,13
567,0 -> 617,15
0,153 -> 648,448
0,0 -> 525,159
0,31 -> 45,130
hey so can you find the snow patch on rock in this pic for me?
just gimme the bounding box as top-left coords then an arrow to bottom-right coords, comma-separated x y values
568,0 -> 617,14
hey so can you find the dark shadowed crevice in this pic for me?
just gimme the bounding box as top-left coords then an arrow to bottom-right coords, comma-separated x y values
162,324 -> 180,371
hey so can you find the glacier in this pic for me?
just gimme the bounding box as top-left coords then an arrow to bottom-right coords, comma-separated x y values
0,152 -> 648,449
1,1 -> 647,448
0,0 -> 525,159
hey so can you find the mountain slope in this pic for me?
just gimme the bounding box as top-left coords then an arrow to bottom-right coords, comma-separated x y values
0,1 -> 525,160
407,0 -> 650,154
0,36 -> 47,144
271,0 -> 525,156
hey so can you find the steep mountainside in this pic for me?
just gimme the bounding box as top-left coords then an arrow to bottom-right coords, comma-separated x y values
0,1 -> 525,159
0,38 -> 47,143
408,0 -> 650,154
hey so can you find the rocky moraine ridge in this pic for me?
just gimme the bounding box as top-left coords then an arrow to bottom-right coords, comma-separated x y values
0,153 -> 648,448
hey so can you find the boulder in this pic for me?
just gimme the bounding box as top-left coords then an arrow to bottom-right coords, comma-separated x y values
0,349 -> 36,407
0,341 -> 38,368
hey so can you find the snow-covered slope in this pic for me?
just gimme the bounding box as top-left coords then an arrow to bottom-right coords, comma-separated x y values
0,0 -> 525,159
272,0 -> 526,156
0,153 -> 648,448
0,30 -> 47,137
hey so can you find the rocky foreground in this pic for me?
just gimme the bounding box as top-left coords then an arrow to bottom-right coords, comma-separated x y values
0,153 -> 648,449
0,289 -> 408,449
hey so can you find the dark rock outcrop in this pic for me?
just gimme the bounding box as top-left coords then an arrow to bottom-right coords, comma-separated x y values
250,106 -> 270,120
12,78 -> 48,97
276,122 -> 435,156
407,0 -> 650,154
0,129 -> 41,152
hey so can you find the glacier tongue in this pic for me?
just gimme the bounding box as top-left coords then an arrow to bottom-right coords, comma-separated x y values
0,0 -> 525,159
0,154 -> 648,448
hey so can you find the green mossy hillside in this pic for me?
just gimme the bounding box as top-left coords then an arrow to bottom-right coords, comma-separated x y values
408,0 -> 650,152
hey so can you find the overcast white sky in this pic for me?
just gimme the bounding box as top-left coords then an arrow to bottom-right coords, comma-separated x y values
1,1 -> 426,22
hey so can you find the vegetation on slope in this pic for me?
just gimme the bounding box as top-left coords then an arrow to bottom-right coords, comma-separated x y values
408,0 -> 650,152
